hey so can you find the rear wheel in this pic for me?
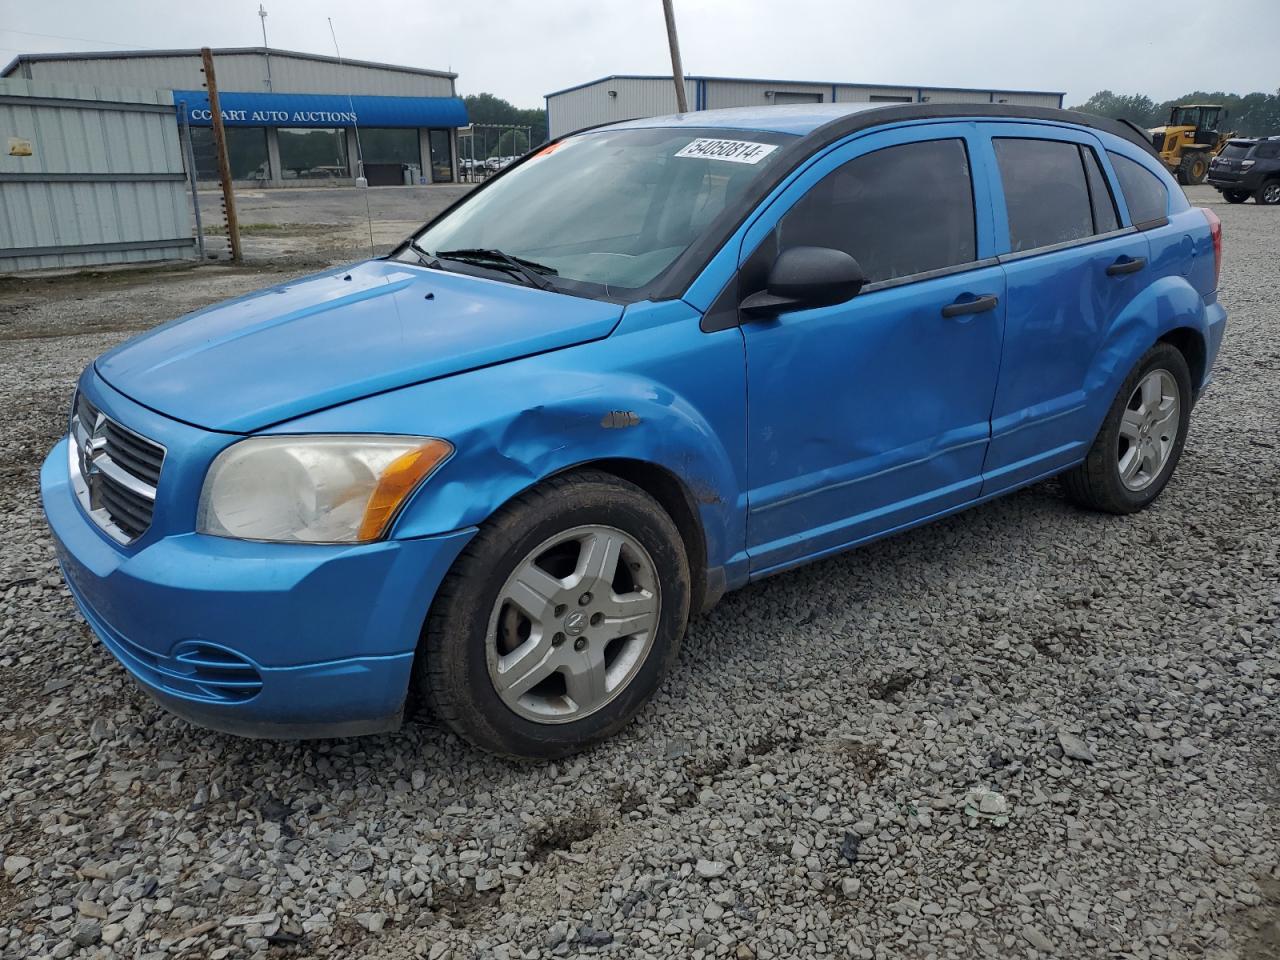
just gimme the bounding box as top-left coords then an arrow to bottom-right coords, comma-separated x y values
1224,190 -> 1250,204
1178,152 -> 1209,185
1061,343 -> 1192,515
418,470 -> 690,758
1257,181 -> 1280,205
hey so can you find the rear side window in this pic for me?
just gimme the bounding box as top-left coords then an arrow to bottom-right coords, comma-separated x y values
1081,147 -> 1120,234
1255,142 -> 1280,160
777,138 -> 976,284
993,138 -> 1093,252
1107,152 -> 1169,225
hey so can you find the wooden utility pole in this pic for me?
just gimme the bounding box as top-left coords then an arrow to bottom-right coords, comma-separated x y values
661,0 -> 689,114
201,47 -> 242,263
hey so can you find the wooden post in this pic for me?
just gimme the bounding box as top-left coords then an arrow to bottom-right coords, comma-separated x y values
201,47 -> 242,263
661,0 -> 689,114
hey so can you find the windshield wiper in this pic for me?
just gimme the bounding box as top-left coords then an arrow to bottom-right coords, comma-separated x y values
436,248 -> 558,291
406,238 -> 443,269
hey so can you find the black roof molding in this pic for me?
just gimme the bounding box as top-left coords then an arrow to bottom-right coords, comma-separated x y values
1,47 -> 456,80
800,102 -> 1160,158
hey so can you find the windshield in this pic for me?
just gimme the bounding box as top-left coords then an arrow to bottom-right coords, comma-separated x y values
406,127 -> 792,297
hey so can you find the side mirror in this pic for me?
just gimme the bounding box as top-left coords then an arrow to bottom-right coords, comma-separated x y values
740,246 -> 866,318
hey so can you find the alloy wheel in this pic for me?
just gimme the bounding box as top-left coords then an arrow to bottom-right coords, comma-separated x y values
1262,183 -> 1280,205
486,525 -> 660,724
1117,368 -> 1180,492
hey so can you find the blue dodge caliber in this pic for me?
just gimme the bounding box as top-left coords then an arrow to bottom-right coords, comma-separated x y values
42,103 -> 1226,757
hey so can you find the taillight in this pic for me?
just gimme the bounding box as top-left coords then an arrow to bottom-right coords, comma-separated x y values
1202,207 -> 1222,290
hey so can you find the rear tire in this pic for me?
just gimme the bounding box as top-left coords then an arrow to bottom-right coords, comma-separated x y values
1061,343 -> 1192,515
417,470 -> 690,759
1257,181 -> 1280,205
1223,190 -> 1250,204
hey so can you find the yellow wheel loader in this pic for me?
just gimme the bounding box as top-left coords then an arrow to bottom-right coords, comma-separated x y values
1149,104 -> 1234,185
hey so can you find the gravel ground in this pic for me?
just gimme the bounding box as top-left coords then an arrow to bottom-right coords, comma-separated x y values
0,187 -> 1276,960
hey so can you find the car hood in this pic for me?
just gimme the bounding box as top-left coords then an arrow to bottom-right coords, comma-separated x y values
95,260 -> 624,433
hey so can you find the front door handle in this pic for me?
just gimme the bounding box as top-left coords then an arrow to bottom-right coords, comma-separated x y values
941,294 -> 999,318
1106,256 -> 1147,276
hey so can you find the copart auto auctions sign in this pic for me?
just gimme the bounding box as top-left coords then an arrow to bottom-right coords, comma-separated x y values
188,108 -> 358,124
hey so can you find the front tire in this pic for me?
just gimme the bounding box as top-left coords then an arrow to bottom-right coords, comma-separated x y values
1062,343 -> 1192,515
418,471 -> 690,758
1224,190 -> 1250,204
1178,152 -> 1209,185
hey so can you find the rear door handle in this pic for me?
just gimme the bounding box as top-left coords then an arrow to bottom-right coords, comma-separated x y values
941,294 -> 999,318
1106,256 -> 1147,276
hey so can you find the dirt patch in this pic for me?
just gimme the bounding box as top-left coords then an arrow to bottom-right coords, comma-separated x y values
1233,876 -> 1280,960
525,811 -> 602,863
429,884 -> 502,929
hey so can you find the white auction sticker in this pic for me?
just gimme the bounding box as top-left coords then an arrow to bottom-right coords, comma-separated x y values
674,138 -> 778,164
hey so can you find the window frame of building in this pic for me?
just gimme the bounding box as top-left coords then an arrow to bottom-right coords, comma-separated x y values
277,127 -> 351,181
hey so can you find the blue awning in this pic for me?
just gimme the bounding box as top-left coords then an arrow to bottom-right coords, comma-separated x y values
172,91 -> 468,129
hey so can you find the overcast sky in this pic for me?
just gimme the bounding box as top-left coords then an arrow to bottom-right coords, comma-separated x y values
1,0 -> 1276,109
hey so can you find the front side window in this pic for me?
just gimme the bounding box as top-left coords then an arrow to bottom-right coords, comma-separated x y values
777,138 -> 977,284
409,127 -> 791,295
994,138 -> 1094,252
1108,152 -> 1169,225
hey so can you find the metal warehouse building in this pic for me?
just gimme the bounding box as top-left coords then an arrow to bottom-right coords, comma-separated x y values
2,48 -> 467,186
546,75 -> 1065,139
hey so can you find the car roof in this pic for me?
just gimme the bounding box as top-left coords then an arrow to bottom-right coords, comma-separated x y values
596,102 -> 1158,155
605,102 -> 887,136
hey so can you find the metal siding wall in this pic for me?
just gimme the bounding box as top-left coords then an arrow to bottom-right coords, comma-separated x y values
548,78 -> 695,138
919,89 -> 994,104
25,54 -> 453,97
834,85 -> 917,102
703,80 -> 829,109
0,79 -> 195,271
996,92 -> 1065,108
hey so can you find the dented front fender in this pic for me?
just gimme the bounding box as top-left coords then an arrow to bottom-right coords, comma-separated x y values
267,300 -> 751,585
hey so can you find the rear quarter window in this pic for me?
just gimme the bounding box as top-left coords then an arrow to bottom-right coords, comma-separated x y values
1254,142 -> 1280,160
1107,152 -> 1169,225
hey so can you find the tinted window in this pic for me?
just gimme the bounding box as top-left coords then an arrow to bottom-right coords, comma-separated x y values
1081,147 -> 1120,234
777,138 -> 976,284
994,138 -> 1093,252
1108,152 -> 1169,224
1255,142 -> 1280,160
1220,142 -> 1252,160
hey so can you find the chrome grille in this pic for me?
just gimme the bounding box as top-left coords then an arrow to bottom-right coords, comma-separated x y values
69,393 -> 166,544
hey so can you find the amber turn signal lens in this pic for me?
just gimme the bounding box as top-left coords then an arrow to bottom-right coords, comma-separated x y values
356,439 -> 453,541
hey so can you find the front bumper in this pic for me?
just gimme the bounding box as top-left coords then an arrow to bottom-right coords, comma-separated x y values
41,438 -> 474,738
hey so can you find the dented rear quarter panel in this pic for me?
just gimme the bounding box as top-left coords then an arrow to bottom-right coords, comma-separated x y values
266,298 -> 753,588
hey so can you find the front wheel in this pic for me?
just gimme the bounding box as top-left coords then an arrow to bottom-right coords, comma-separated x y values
418,471 -> 690,758
1061,343 -> 1192,515
1179,153 -> 1209,185
1223,190 -> 1250,204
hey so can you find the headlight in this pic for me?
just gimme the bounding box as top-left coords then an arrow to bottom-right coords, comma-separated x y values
197,435 -> 452,543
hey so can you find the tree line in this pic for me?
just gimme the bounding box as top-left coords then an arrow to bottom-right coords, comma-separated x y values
461,93 -> 548,159
1070,90 -> 1280,137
